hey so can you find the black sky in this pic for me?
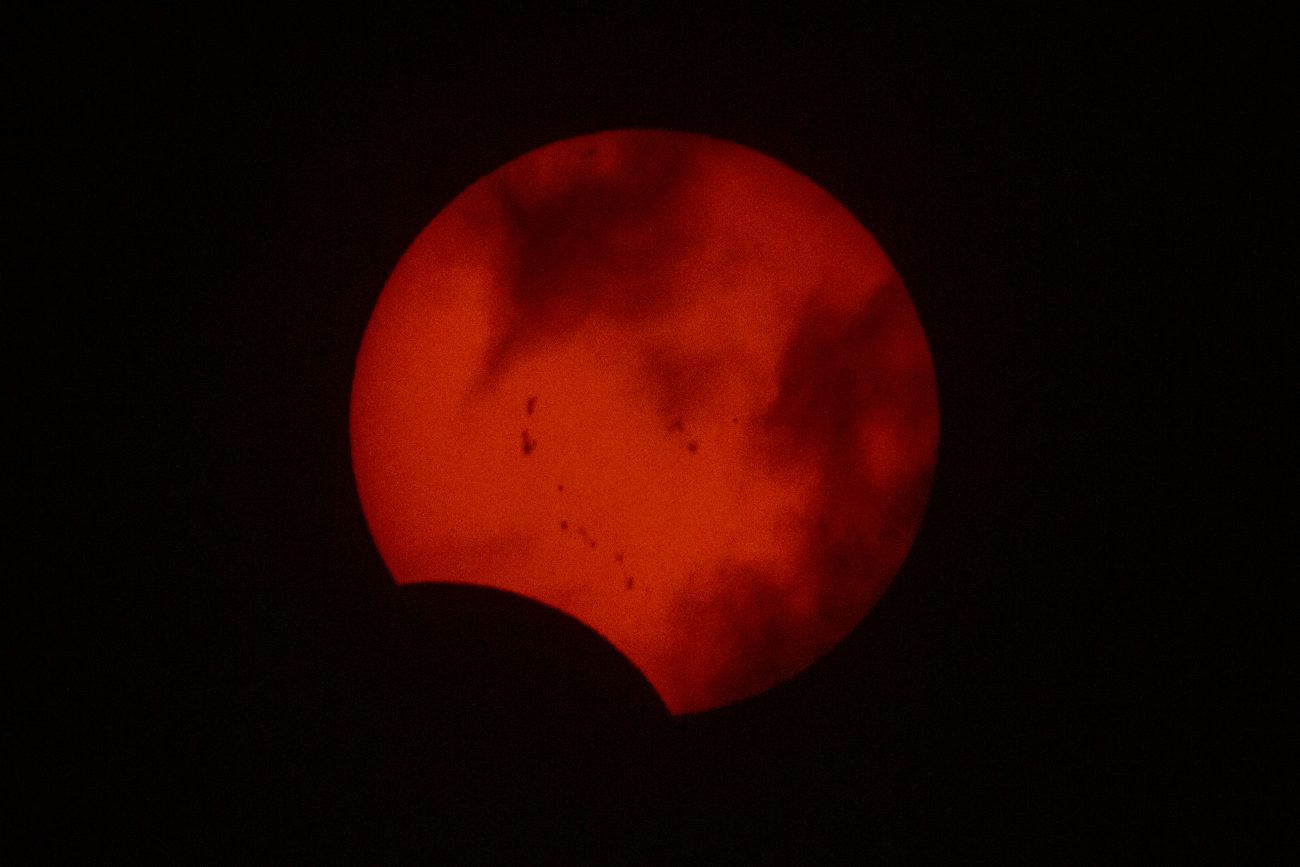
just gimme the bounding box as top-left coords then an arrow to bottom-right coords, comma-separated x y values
16,6 -> 1290,863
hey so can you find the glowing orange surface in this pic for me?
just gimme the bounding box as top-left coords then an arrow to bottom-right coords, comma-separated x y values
351,130 -> 938,714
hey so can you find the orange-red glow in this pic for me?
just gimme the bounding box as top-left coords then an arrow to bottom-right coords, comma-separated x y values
350,130 -> 938,714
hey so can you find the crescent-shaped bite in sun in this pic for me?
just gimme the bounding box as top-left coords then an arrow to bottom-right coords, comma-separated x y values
350,130 -> 938,714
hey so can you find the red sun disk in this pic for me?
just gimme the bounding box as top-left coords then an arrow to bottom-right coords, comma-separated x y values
351,130 -> 939,714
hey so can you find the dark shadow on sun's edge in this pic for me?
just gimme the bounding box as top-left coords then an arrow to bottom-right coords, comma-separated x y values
230,580 -> 681,859
386,581 -> 670,722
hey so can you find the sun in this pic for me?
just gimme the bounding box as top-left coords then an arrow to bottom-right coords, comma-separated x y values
350,130 -> 938,714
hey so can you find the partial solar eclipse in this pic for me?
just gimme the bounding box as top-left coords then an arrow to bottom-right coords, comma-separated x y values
351,130 -> 938,714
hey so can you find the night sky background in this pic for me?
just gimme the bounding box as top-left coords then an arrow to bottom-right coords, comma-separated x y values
17,6 -> 1290,863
